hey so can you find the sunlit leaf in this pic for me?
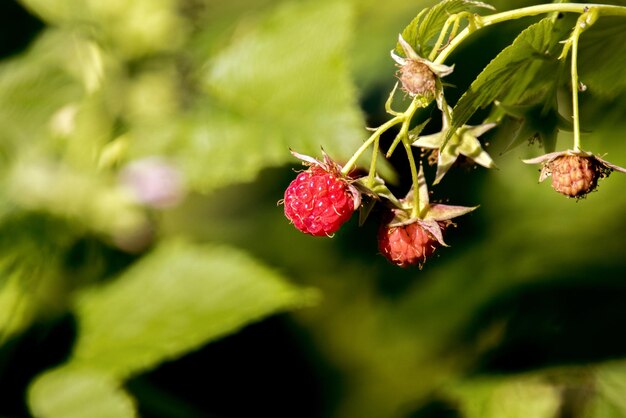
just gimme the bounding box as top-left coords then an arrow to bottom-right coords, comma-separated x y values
578,16 -> 626,96
451,18 -> 570,136
0,30 -> 82,151
585,362 -> 626,417
398,0 -> 494,57
18,0 -> 186,57
28,368 -> 136,418
70,239 -> 318,377
448,376 -> 561,418
6,158 -> 146,237
168,0 -> 363,192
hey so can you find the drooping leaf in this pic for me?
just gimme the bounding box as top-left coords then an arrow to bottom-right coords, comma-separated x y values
69,239 -> 318,377
497,99 -> 572,153
28,368 -> 137,418
167,0 -> 363,192
451,17 -> 570,138
398,0 -> 495,58
578,16 -> 626,96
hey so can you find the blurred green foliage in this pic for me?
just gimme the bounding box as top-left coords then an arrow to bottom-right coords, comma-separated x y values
1,0 -> 626,417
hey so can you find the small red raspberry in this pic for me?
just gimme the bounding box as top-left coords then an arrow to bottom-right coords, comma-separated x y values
283,167 -> 357,236
548,154 -> 599,197
378,221 -> 439,268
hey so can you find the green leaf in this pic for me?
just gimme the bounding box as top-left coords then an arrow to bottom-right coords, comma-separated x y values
69,239 -> 318,377
0,30 -> 82,151
399,0 -> 494,58
165,0 -> 364,192
0,214 -> 77,340
586,362 -> 626,417
451,17 -> 569,137
18,0 -> 186,57
6,158 -> 146,237
448,376 -> 561,418
497,100 -> 571,153
578,16 -> 626,96
28,368 -> 137,418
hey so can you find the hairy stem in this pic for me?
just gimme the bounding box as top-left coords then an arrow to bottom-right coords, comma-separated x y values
342,95 -> 424,176
341,116 -> 402,175
385,97 -> 423,157
429,15 -> 455,61
403,139 -> 420,218
366,136 -> 380,187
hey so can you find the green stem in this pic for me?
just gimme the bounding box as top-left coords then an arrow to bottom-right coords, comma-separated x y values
429,15 -> 455,62
403,139 -> 420,218
434,3 -> 626,64
342,95 -> 425,176
385,97 -> 423,157
341,116 -> 402,175
366,136 -> 380,187
568,9 -> 598,151
571,23 -> 582,152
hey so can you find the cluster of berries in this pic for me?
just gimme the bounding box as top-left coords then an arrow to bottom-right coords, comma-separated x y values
281,30 -> 626,268
282,154 -> 435,267
281,151 -> 472,268
282,150 -> 626,269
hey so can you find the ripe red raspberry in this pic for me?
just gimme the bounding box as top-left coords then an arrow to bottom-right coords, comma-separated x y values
378,221 -> 439,268
283,167 -> 357,236
548,154 -> 599,197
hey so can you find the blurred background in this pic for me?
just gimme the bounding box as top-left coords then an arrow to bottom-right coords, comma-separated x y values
1,0 -> 626,417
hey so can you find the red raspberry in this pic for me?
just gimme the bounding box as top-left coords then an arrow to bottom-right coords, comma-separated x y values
548,155 -> 599,197
283,167 -> 357,236
378,221 -> 439,268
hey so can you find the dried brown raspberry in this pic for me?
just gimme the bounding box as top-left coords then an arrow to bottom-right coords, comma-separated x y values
390,34 -> 454,98
398,60 -> 437,97
523,150 -> 626,198
548,154 -> 599,197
